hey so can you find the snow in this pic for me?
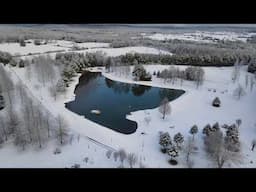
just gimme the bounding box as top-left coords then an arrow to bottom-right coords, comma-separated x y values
0,39 -> 171,60
69,46 -> 172,57
147,31 -> 256,43
0,40 -> 255,168
0,40 -> 70,56
75,42 -> 110,49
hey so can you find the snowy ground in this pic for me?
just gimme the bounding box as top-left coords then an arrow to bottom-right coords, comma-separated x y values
71,46 -> 172,57
0,40 -> 171,61
146,31 -> 256,43
0,38 -> 255,168
0,62 -> 255,168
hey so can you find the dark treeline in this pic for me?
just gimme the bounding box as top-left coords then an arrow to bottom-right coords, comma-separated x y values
119,52 -> 249,67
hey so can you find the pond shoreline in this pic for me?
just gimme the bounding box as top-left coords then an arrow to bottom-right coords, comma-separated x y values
65,69 -> 185,134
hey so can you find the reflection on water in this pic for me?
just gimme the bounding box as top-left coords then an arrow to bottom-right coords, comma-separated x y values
65,71 -> 185,134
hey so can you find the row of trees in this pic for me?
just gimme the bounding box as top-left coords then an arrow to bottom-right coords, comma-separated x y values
55,51 -> 108,87
159,131 -> 184,165
119,52 -> 253,67
159,120 -> 241,168
106,149 -> 139,168
156,66 -> 205,88
203,121 -> 241,168
0,64 -> 69,149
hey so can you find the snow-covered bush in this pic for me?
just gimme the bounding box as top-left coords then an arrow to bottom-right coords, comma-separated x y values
18,59 -> 25,68
212,97 -> 221,107
0,51 -> 13,65
106,150 -> 113,159
202,124 -> 212,136
189,125 -> 198,140
212,122 -> 220,132
173,132 -> 184,148
224,124 -> 240,152
159,132 -> 171,153
19,39 -> 26,47
166,145 -> 179,165
71,164 -> 80,168
54,148 -> 61,154
34,39 -> 41,45
9,59 -> 18,67
248,59 -> 256,73
132,64 -> 151,81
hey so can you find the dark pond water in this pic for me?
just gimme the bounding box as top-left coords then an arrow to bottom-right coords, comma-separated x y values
65,71 -> 185,134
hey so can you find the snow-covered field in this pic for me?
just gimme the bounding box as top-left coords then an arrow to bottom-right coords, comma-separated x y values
0,41 -> 69,56
72,46 -> 172,57
0,62 -> 255,168
0,38 -> 255,168
0,40 -> 171,60
146,31 -> 256,43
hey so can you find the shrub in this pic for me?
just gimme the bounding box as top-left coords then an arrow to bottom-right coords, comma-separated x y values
34,39 -> 41,45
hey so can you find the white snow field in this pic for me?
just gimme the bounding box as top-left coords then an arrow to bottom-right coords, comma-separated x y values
0,40 -> 70,56
72,46 -> 172,57
0,40 -> 171,61
0,60 -> 255,168
146,31 -> 256,43
0,38 -> 255,168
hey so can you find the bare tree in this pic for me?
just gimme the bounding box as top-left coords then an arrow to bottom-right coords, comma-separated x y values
118,149 -> 127,164
15,83 -> 26,104
6,109 -> 19,135
33,56 -> 57,87
204,130 -> 226,168
250,77 -> 255,92
34,107 -> 43,148
233,84 -> 246,100
245,74 -> 249,88
21,97 -> 34,142
106,150 -> 113,159
45,113 -> 51,138
0,114 -> 8,141
159,97 -> 171,119
195,67 -> 205,88
144,116 -> 151,125
127,153 -> 137,168
113,151 -> 119,162
184,136 -> 196,168
236,119 -> 242,128
56,115 -> 68,145
204,130 -> 240,168
49,85 -> 57,100
0,64 -> 14,108
25,62 -> 32,81
231,59 -> 241,83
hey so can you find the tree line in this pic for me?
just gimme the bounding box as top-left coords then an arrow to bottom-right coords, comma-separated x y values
0,64 -> 69,149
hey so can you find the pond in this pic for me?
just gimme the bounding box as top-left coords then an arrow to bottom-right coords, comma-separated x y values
65,71 -> 185,134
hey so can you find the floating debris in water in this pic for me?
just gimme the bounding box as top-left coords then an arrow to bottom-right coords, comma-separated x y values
90,110 -> 101,115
